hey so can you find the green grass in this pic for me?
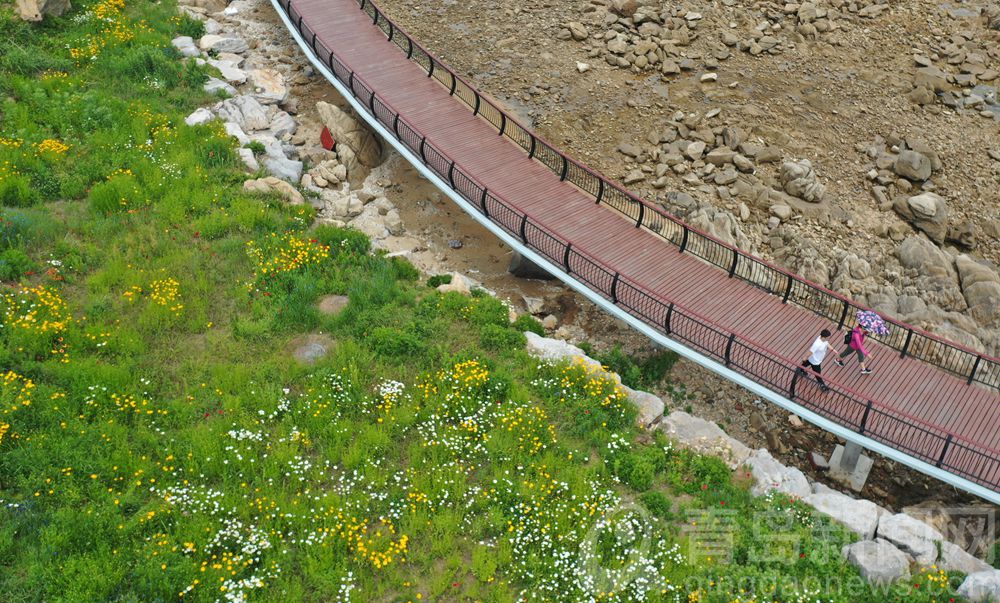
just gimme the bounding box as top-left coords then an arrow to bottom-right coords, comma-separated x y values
0,0 -> 977,601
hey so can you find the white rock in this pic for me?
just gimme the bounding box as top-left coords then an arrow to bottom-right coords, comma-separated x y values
524,332 -> 606,375
940,541 -> 993,575
624,388 -> 664,427
223,121 -> 250,145
876,513 -> 944,566
349,204 -> 390,240
700,72 -> 719,82
806,491 -> 882,540
269,110 -> 297,138
249,68 -> 288,104
208,59 -> 247,84
184,108 -> 215,126
171,36 -> 200,58
745,449 -> 811,498
198,34 -> 248,54
242,176 -> 303,205
959,570 -> 1000,602
203,77 -> 236,96
214,95 -> 270,131
659,411 -> 753,468
263,155 -> 303,183
576,61 -> 590,73
842,540 -> 911,586
237,148 -> 259,171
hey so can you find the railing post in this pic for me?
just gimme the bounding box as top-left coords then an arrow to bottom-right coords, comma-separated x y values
449,73 -> 457,96
936,434 -> 953,468
359,0 -> 365,8
728,248 -> 739,277
559,156 -> 568,181
789,367 -> 800,398
480,188 -> 489,217
900,330 -> 914,358
498,113 -> 507,136
387,21 -> 394,42
664,302 -> 674,334
297,15 -> 303,32
724,334 -> 736,366
610,273 -> 620,303
427,58 -> 435,78
368,90 -> 376,113
596,179 -> 604,205
968,355 -> 982,385
406,38 -> 413,58
447,161 -> 456,189
347,72 -> 355,96
782,273 -> 793,304
528,135 -> 536,159
635,202 -> 644,228
519,214 -> 528,244
472,93 -> 481,116
563,244 -> 572,273
418,137 -> 426,163
392,114 -> 400,138
838,300 -> 850,330
311,32 -> 317,54
372,6 -> 379,24
859,400 -> 873,435
679,225 -> 689,253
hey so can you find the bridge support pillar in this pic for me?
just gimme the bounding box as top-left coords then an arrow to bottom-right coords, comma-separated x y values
827,442 -> 874,493
508,251 -> 556,280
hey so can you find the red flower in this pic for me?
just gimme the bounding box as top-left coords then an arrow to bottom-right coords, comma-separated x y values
701,484 -> 708,490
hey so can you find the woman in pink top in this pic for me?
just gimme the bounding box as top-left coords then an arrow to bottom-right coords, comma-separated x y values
835,324 -> 873,375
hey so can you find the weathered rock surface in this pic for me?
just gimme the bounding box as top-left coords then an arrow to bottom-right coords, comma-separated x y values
893,192 -> 949,244
199,34 -> 249,54
780,159 -> 826,203
171,36 -> 200,58
248,68 -> 288,104
745,449 -> 811,498
242,176 -> 304,205
876,512 -> 944,566
659,411 -> 753,468
806,491 -> 882,540
940,541 -> 994,575
316,101 -> 383,173
955,255 -> 1000,328
16,0 -> 70,20
959,570 -> 1000,602
214,95 -> 270,132
842,540 -> 911,586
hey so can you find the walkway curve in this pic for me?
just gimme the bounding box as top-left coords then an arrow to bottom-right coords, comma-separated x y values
271,0 -> 1000,502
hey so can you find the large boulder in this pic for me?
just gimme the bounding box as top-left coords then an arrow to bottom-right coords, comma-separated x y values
198,34 -> 249,54
893,150 -> 933,181
524,332 -> 609,376
959,570 -> 1000,602
315,101 -> 383,173
894,193 -> 949,244
242,177 -> 304,205
896,235 -> 956,280
806,491 -> 882,540
248,68 -> 288,104
625,388 -> 665,428
955,255 -> 1000,328
940,541 -> 994,575
779,159 -> 826,203
745,449 -> 811,498
876,513 -> 944,566
15,0 -> 70,20
841,540 -> 911,586
214,95 -> 271,132
658,411 -> 753,469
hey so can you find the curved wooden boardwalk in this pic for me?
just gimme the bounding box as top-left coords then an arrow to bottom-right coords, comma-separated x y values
275,0 -> 1000,498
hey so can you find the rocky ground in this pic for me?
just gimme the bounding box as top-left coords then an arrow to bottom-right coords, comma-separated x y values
172,0 -> 997,519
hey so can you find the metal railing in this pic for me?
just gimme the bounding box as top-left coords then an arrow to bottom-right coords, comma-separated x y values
277,0 -> 1000,490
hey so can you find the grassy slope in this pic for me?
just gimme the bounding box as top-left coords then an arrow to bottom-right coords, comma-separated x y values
0,0 -> 971,601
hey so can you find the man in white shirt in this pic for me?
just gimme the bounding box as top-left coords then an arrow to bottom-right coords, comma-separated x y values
800,329 -> 838,393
